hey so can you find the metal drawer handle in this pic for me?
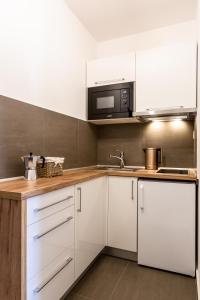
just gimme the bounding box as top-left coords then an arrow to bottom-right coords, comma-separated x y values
140,184 -> 144,209
77,187 -> 82,212
34,195 -> 73,213
131,180 -> 134,200
94,78 -> 125,85
33,216 -> 73,240
33,257 -> 73,294
146,106 -> 183,111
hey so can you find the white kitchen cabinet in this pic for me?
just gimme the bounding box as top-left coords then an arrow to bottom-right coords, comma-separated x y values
138,180 -> 196,276
136,43 -> 197,112
27,206 -> 74,281
108,176 -> 137,252
27,186 -> 74,225
87,53 -> 135,87
26,187 -> 75,300
75,177 -> 107,279
27,253 -> 74,300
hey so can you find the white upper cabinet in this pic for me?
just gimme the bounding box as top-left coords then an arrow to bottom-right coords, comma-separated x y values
136,43 -> 197,112
87,53 -> 136,87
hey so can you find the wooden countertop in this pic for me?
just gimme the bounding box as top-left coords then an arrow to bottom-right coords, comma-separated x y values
108,168 -> 197,181
0,168 -> 197,201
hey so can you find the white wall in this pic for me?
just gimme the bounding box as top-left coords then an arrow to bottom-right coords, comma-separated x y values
197,0 -> 200,297
0,5 -> 196,121
0,0 -> 96,120
97,21 -> 196,57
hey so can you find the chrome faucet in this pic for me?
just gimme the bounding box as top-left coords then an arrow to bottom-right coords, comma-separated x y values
109,150 -> 125,169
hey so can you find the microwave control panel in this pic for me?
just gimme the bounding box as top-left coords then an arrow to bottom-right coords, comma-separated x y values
120,88 -> 130,111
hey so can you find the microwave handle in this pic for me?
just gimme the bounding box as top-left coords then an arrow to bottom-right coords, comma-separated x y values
94,78 -> 125,85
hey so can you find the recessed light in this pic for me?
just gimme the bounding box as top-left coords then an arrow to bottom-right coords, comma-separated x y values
151,120 -> 162,129
171,119 -> 184,128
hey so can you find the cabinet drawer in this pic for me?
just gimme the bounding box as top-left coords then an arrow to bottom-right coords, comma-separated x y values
27,252 -> 74,300
27,186 -> 74,225
27,206 -> 74,281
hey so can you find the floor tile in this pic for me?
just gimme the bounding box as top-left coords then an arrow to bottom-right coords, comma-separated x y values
66,256 -> 197,300
66,293 -> 92,300
110,262 -> 197,300
66,255 -> 128,300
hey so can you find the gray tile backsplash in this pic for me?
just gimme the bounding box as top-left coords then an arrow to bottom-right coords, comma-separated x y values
0,95 -> 97,178
0,95 -> 195,178
97,122 -> 195,168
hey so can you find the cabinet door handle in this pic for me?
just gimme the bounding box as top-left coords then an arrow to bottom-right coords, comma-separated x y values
145,106 -> 184,112
77,187 -> 82,212
33,257 -> 73,294
94,78 -> 125,85
140,184 -> 144,209
131,180 -> 134,200
34,195 -> 73,213
33,216 -> 73,240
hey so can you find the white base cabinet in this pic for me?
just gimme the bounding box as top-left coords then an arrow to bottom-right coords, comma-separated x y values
138,180 -> 196,276
25,175 -> 196,300
27,253 -> 74,300
27,206 -> 74,281
26,186 -> 75,300
108,176 -> 138,252
75,177 -> 107,279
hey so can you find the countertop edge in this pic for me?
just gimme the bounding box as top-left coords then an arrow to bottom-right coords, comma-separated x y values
0,169 -> 196,201
0,172 -> 107,201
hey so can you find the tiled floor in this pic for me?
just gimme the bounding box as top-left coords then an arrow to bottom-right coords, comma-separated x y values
65,255 -> 197,300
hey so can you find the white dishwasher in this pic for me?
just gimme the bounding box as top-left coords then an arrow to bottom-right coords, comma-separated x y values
138,180 -> 196,276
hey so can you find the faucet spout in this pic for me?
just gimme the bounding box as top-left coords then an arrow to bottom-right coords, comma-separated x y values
109,151 -> 125,168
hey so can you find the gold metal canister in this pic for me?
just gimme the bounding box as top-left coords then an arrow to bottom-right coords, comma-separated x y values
143,148 -> 162,170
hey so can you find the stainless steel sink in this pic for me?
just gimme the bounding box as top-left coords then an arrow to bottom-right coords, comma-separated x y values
157,168 -> 189,175
96,166 -> 143,172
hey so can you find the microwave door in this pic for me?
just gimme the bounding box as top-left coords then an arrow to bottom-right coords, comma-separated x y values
91,90 -> 120,115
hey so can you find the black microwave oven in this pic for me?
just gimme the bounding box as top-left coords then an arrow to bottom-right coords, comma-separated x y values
88,82 -> 134,120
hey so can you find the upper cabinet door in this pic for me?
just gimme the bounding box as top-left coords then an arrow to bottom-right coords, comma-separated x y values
136,43 -> 197,112
87,53 -> 136,87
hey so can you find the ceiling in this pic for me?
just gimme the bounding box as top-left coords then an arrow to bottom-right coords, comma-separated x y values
66,0 -> 197,41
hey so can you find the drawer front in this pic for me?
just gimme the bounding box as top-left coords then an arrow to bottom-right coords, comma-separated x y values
27,186 -> 74,225
27,206 -> 74,281
27,252 -> 74,300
